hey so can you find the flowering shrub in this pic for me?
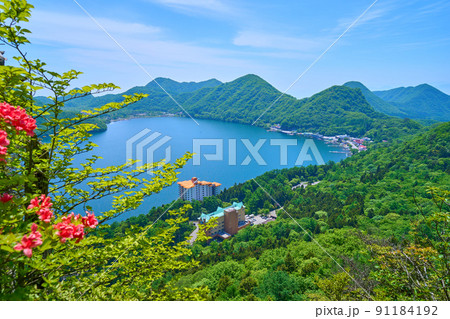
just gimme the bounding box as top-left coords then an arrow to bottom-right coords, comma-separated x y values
53,211 -> 97,243
1,1 -> 206,301
16,195 -> 98,255
0,129 -> 9,162
27,194 -> 54,223
0,192 -> 13,203
80,211 -> 99,228
0,102 -> 37,136
1,103 -> 98,257
0,102 -> 36,162
14,223 -> 42,258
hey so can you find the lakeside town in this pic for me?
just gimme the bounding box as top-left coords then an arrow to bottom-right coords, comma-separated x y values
268,123 -> 370,154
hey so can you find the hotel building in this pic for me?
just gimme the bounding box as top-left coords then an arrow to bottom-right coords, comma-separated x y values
198,202 -> 249,239
178,177 -> 221,201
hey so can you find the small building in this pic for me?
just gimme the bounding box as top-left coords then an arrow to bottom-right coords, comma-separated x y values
178,177 -> 221,201
198,202 -> 249,239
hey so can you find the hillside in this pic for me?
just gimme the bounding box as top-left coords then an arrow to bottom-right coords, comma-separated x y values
109,121 -> 450,301
144,77 -> 222,94
60,77 -> 222,109
343,81 -> 406,117
182,74 -> 300,124
373,84 -> 450,121
184,75 -> 422,139
47,74 -> 422,141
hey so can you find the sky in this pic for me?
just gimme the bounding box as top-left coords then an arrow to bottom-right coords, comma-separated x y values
7,0 -> 450,98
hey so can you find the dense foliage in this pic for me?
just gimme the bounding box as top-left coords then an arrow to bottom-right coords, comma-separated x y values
104,122 -> 449,301
344,81 -> 407,118
0,0 -> 209,301
373,84 -> 450,122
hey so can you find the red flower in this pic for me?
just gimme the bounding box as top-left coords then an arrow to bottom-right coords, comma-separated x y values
14,223 -> 42,258
28,194 -> 52,210
28,197 -> 40,209
0,102 -> 36,136
28,195 -> 53,223
30,223 -> 39,233
54,212 -> 94,244
73,224 -> 85,243
82,211 -> 98,229
53,222 -> 75,243
0,193 -> 13,203
0,130 -> 9,146
37,207 -> 53,223
0,145 -> 7,162
61,212 -> 74,225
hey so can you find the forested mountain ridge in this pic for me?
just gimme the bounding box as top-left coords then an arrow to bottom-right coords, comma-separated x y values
38,74 -> 424,140
373,83 -> 450,121
144,77 -> 222,94
180,76 -> 422,140
343,81 -> 407,117
35,78 -> 223,109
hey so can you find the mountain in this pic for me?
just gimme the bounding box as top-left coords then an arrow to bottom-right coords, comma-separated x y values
181,74 -> 300,123
176,75 -> 421,139
35,74 -> 424,140
343,81 -> 406,117
144,77 -> 222,94
57,78 -> 222,109
373,84 -> 450,121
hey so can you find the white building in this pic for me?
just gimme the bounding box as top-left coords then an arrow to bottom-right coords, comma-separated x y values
178,177 -> 221,201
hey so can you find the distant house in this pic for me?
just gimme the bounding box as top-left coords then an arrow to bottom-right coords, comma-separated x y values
199,202 -> 249,239
178,177 -> 221,201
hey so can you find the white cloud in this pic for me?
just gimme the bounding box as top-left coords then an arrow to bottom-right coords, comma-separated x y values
417,0 -> 450,16
334,7 -> 390,33
25,10 -> 257,72
150,0 -> 232,14
31,10 -> 161,38
233,31 -> 323,53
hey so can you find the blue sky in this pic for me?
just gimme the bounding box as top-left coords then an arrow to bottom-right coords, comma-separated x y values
13,0 -> 450,98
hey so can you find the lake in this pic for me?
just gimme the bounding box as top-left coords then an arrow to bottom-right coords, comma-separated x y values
74,117 -> 348,222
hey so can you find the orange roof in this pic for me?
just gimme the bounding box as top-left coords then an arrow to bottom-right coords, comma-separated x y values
177,178 -> 221,189
177,180 -> 196,189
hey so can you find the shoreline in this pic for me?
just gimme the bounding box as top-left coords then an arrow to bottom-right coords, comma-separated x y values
97,114 -> 366,154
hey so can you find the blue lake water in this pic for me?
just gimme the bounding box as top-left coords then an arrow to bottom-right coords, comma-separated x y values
74,117 -> 347,222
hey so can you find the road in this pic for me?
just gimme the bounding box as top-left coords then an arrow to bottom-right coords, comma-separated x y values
187,221 -> 199,245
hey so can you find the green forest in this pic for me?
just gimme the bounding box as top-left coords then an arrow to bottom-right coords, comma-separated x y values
0,0 -> 449,302
104,122 -> 449,301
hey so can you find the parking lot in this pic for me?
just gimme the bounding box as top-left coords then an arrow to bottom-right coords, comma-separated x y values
245,214 -> 275,226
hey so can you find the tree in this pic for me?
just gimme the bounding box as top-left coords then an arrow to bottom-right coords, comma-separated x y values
256,271 -> 303,301
315,272 -> 351,301
370,187 -> 449,301
238,276 -> 258,296
0,0 -> 208,300
281,251 -> 297,273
